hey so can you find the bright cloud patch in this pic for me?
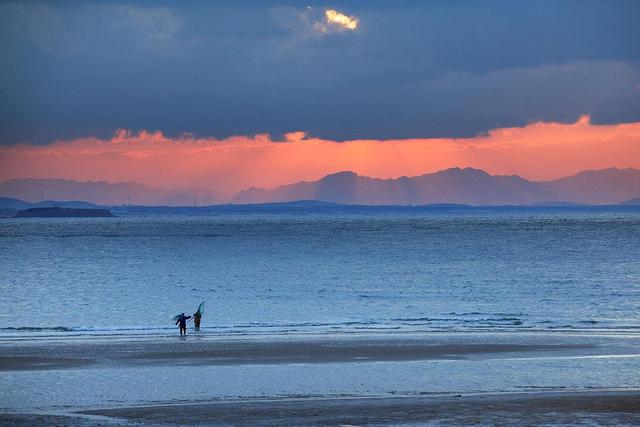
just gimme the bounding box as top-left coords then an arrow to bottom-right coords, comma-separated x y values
312,8 -> 359,33
324,9 -> 358,31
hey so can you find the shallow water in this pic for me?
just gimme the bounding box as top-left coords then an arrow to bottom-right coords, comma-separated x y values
1,207 -> 639,337
2,349 -> 639,411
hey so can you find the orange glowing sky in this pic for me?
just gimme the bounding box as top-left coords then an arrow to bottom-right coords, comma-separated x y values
1,116 -> 639,193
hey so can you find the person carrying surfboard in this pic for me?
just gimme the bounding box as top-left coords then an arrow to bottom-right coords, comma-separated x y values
174,313 -> 191,336
193,301 -> 205,331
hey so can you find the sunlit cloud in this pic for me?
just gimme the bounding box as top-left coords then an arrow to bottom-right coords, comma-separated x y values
322,9 -> 359,32
1,117 -> 639,193
274,6 -> 359,36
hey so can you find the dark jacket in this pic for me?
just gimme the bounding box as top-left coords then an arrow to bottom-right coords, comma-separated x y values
175,314 -> 191,327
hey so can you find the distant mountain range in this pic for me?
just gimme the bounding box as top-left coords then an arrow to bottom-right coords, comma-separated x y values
622,197 -> 640,205
0,197 -> 104,217
0,178 -> 226,206
233,167 -> 640,205
1,168 -> 640,207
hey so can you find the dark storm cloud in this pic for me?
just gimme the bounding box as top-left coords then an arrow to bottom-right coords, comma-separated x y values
0,0 -> 639,144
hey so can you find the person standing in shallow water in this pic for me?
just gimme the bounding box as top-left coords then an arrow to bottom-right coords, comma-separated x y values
193,310 -> 202,331
175,313 -> 191,336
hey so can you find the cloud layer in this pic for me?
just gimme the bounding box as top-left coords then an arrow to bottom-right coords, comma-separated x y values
1,117 -> 639,192
0,1 -> 638,144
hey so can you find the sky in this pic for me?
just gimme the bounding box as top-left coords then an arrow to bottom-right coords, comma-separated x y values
1,0 -> 639,191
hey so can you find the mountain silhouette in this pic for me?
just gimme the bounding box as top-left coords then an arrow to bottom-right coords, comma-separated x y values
2,168 -> 640,206
540,168 -> 640,204
233,167 -> 640,205
0,178 -> 226,206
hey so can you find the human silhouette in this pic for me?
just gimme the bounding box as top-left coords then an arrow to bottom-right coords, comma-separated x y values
175,313 -> 191,336
193,301 -> 205,331
193,310 -> 202,331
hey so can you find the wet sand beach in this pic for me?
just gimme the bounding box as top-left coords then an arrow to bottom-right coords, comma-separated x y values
0,333 -> 606,371
80,391 -> 640,426
0,391 -> 638,426
1,333 -> 639,425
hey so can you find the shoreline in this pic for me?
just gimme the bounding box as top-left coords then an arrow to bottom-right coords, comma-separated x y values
2,325 -> 639,341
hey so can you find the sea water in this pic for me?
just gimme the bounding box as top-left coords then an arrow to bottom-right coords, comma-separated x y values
2,207 -> 640,412
1,206 -> 638,338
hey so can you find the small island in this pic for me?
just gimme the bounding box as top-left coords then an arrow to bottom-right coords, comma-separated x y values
13,207 -> 114,218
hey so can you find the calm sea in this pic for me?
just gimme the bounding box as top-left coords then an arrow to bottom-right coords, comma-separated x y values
1,207 -> 639,338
